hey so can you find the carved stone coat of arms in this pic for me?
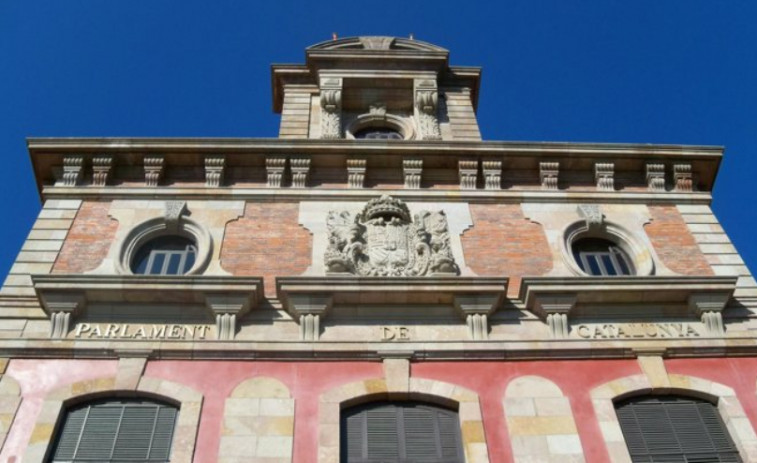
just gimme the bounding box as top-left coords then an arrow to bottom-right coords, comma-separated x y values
325,195 -> 458,276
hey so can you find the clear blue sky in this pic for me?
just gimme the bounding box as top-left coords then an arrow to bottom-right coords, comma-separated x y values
1,1 -> 755,281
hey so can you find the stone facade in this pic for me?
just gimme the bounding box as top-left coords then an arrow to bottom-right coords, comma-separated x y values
0,36 -> 755,462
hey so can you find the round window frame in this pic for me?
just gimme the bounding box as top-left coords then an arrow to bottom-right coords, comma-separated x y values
561,220 -> 654,277
345,113 -> 415,140
116,216 -> 212,276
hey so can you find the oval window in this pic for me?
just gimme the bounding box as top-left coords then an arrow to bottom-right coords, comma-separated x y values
572,237 -> 634,276
354,127 -> 403,140
131,235 -> 197,275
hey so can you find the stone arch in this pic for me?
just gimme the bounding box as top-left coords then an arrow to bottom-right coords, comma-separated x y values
219,376 -> 295,462
503,375 -> 585,462
591,373 -> 757,462
318,360 -> 490,463
0,371 -> 22,451
23,361 -> 202,463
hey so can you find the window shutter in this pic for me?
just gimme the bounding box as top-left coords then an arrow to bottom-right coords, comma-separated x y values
51,400 -> 178,463
616,396 -> 742,463
341,401 -> 463,463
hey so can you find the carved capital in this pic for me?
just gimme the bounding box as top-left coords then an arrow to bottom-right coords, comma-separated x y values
204,155 -> 226,187
482,160 -> 502,190
347,158 -> 367,188
454,294 -> 499,340
646,163 -> 665,191
38,291 -> 85,339
458,158 -> 478,190
531,294 -> 576,339
205,294 -> 251,340
266,156 -> 286,187
287,294 -> 332,341
92,155 -> 113,187
540,162 -> 559,190
62,155 -> 84,187
403,158 -> 423,189
290,157 -> 310,188
143,155 -> 165,187
595,162 -> 614,191
674,163 -> 693,192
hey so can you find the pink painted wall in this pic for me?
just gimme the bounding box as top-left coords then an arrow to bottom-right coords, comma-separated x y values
3,357 -> 757,463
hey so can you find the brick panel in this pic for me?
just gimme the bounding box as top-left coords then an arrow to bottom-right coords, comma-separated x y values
52,201 -> 118,274
645,205 -> 713,275
221,201 -> 312,297
461,204 -> 552,297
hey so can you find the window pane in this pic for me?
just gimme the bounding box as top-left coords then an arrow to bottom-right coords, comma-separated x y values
149,253 -> 166,275
131,236 -> 197,275
166,253 -> 182,275
586,255 -> 602,275
601,254 -> 618,275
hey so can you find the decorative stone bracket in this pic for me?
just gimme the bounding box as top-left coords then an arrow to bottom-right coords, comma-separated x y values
482,160 -> 502,190
454,294 -> 503,340
290,157 -> 311,188
62,155 -> 85,187
646,163 -> 665,191
204,155 -> 226,187
403,158 -> 423,189
144,155 -> 165,187
674,163 -> 693,192
278,277 -> 507,342
33,275 -> 263,340
347,158 -> 367,188
92,155 -> 114,186
266,156 -> 286,187
458,158 -> 478,190
540,161 -> 559,190
688,292 -> 731,335
595,162 -> 614,191
520,276 -> 737,339
577,204 -> 604,230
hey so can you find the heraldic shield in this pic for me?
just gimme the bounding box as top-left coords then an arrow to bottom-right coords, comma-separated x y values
325,195 -> 458,276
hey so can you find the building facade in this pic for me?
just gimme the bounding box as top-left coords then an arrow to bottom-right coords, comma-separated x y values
0,36 -> 756,462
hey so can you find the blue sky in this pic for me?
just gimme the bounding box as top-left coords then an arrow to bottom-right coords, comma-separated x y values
1,1 -> 755,280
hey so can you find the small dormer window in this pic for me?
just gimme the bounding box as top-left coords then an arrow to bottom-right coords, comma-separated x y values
131,235 -> 197,275
354,127 -> 403,140
572,237 -> 634,276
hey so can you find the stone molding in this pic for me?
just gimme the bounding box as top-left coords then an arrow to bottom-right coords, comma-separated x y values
22,368 -> 203,463
318,370 -> 490,463
591,372 -> 757,462
504,376 -> 585,462
33,274 -> 263,339
219,377 -> 294,462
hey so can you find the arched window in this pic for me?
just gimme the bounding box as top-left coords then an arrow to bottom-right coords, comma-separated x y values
341,401 -> 464,463
616,395 -> 742,462
131,236 -> 197,275
572,237 -> 634,276
354,127 -> 403,140
50,399 -> 178,462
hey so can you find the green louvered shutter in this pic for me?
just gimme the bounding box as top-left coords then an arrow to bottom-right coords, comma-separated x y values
341,401 -> 464,463
616,396 -> 742,463
50,400 -> 177,462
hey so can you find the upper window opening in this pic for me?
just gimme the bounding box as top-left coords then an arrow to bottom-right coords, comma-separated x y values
354,128 -> 403,140
50,399 -> 178,463
572,237 -> 634,276
341,401 -> 464,463
616,395 -> 742,462
131,236 -> 197,275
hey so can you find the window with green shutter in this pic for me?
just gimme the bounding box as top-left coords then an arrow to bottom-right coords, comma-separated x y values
50,399 -> 178,463
615,396 -> 742,463
341,401 -> 464,463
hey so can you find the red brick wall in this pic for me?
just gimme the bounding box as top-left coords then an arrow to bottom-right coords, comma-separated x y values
220,201 -> 312,297
645,205 -> 713,275
53,201 -> 118,273
461,204 -> 553,296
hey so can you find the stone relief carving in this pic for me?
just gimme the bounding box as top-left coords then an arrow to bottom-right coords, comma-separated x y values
415,89 -> 441,140
577,204 -> 603,230
320,88 -> 342,139
325,195 -> 458,277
